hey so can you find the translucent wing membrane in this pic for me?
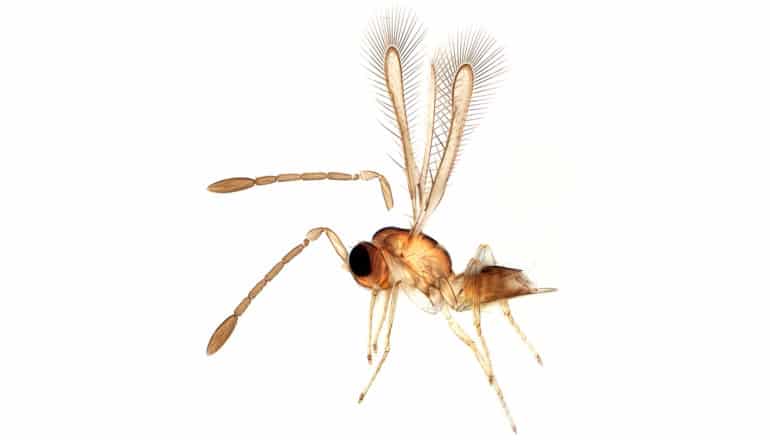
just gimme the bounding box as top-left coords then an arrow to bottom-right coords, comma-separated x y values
364,8 -> 426,220
415,30 -> 506,233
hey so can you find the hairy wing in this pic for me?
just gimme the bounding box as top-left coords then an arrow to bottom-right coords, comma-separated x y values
364,8 -> 425,221
414,30 -> 506,234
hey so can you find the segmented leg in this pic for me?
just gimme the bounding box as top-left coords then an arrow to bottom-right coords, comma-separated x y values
500,301 -> 543,366
444,305 -> 517,433
358,282 -> 400,403
207,170 -> 393,210
442,307 -> 491,378
371,290 -> 389,354
473,304 -> 517,432
472,305 -> 494,383
206,227 -> 347,355
367,290 -> 378,364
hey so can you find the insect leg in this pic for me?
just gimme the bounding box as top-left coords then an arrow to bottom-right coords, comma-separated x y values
500,301 -> 543,366
467,243 -> 544,365
206,227 -> 348,355
207,170 -> 394,210
366,289 -> 381,364
358,282 -> 400,403
473,303 -> 517,433
371,289 -> 390,355
442,307 -> 491,378
472,305 -> 494,382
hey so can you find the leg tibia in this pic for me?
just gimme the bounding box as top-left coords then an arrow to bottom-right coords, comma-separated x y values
500,301 -> 543,366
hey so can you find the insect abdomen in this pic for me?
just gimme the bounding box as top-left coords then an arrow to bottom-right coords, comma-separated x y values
462,265 -> 539,306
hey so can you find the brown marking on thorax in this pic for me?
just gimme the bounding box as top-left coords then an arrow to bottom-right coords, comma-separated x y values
372,227 -> 453,293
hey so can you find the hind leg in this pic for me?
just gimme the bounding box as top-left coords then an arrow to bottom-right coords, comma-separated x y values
444,305 -> 517,432
469,244 -> 544,366
442,307 -> 491,378
500,300 -> 543,366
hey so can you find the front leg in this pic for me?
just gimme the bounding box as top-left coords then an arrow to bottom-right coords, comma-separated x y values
358,281 -> 400,403
366,289 -> 389,364
367,290 -> 377,364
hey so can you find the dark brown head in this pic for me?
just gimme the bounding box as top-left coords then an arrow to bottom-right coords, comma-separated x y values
349,242 -> 390,289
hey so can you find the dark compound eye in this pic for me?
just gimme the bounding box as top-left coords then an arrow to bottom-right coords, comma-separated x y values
349,243 -> 373,277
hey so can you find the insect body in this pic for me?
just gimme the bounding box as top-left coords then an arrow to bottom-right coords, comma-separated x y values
205,9 -> 555,433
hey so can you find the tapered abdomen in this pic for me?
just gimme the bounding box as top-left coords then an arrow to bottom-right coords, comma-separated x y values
461,265 -> 538,306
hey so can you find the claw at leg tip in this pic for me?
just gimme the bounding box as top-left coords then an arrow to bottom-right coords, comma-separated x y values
358,393 -> 365,404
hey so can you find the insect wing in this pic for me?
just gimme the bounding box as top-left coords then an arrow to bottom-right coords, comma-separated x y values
364,8 -> 426,221
414,31 -> 506,234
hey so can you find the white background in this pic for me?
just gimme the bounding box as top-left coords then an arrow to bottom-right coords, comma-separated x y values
1,1 -> 768,439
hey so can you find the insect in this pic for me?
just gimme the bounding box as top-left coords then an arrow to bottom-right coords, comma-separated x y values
205,9 -> 555,433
